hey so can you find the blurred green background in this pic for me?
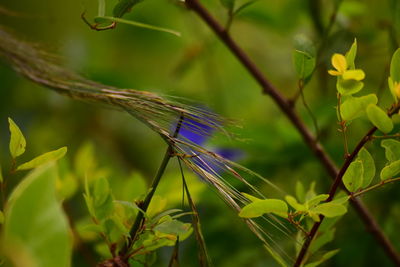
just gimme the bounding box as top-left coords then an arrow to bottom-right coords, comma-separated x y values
1,0 -> 400,266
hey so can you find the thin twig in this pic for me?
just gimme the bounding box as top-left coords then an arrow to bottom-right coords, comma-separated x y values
184,0 -> 400,265
119,115 -> 184,258
294,104 -> 400,267
352,177 -> 400,198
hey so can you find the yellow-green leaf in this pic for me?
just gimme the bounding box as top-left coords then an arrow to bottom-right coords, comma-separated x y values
342,69 -> 365,81
16,147 -> 67,171
239,199 -> 288,218
381,139 -> 400,163
8,117 -> 26,159
390,48 -> 400,82
312,203 -> 347,218
366,104 -> 393,133
358,148 -> 375,188
380,160 -> 400,180
345,38 -> 357,69
343,160 -> 363,192
340,94 -> 378,121
285,195 -> 306,211
336,78 -> 364,95
0,210 -> 4,224
3,164 -> 72,267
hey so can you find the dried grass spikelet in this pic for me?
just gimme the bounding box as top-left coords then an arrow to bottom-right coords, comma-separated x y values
0,26 -> 296,264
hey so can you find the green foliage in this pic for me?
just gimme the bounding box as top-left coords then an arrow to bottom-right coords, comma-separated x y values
366,104 -> 393,133
292,35 -> 316,81
390,48 -> 400,83
239,198 -> 288,218
2,164 -> 72,267
8,117 -> 26,159
311,203 -> 347,218
358,148 -> 376,188
16,147 -> 67,171
340,94 -> 377,121
381,139 -> 400,163
380,160 -> 400,180
343,160 -> 363,192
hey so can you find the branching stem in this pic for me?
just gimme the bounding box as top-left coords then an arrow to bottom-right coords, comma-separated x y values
120,115 -> 184,258
184,0 -> 400,265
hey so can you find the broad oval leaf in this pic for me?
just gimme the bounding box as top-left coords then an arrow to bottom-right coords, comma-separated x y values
312,203 -> 347,218
16,147 -> 67,171
337,78 -> 364,95
358,148 -> 375,188
366,104 -> 393,133
390,48 -> 400,83
343,160 -> 363,192
239,199 -> 288,218
8,117 -> 26,159
3,163 -> 72,267
380,160 -> 400,180
381,139 -> 400,163
340,94 -> 378,121
293,50 -> 316,80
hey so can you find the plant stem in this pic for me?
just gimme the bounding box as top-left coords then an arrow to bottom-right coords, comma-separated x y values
120,116 -> 184,258
352,177 -> 400,198
337,94 -> 350,157
184,0 -> 400,265
295,105 -> 400,267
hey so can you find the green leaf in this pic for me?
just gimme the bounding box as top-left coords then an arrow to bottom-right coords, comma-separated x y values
381,139 -> 400,163
154,220 -> 190,236
3,164 -> 72,267
93,177 -> 110,206
16,147 -> 67,171
340,94 -> 378,121
358,148 -> 375,188
343,160 -> 363,192
380,160 -> 400,180
388,77 -> 398,103
345,38 -> 357,70
295,180 -> 305,203
8,117 -> 26,159
304,249 -> 340,267
390,48 -> 400,83
312,203 -> 347,217
293,35 -> 316,80
239,199 -> 288,218
366,104 -> 393,133
113,0 -> 142,18
305,194 -> 329,208
336,77 -> 364,95
0,210 -> 4,224
242,192 -> 262,202
285,195 -> 306,211
97,16 -> 181,37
